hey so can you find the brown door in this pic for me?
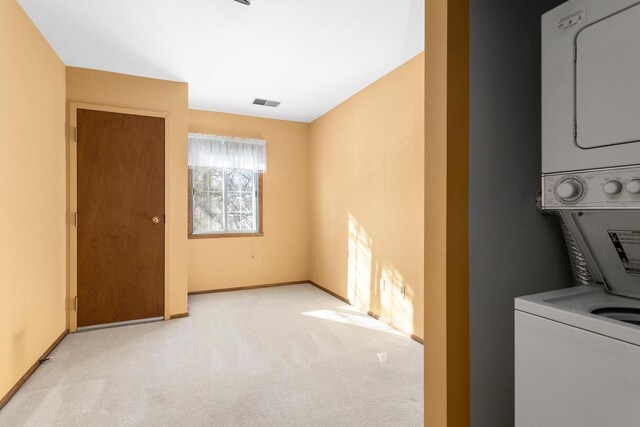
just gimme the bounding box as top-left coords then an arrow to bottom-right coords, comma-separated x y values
77,109 -> 165,327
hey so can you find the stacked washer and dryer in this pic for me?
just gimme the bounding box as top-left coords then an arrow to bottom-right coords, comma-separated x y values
515,0 -> 640,425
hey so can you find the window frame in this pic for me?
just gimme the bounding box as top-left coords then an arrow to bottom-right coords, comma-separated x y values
188,167 -> 264,239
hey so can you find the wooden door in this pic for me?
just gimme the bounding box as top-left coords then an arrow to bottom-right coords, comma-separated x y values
77,109 -> 165,327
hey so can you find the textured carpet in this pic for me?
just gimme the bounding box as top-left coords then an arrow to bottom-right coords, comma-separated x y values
0,284 -> 424,426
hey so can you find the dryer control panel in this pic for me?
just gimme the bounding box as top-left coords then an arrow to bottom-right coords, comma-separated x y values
543,166 -> 640,209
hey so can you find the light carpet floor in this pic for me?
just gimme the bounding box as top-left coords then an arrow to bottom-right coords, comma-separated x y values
0,284 -> 424,426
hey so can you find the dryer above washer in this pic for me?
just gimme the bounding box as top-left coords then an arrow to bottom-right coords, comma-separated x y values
542,0 -> 640,173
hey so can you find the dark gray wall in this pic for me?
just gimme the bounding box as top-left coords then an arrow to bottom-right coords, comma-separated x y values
469,1 -> 571,426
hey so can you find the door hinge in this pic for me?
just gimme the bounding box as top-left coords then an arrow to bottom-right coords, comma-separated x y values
74,127 -> 78,142
74,296 -> 78,312
574,120 -> 577,139
74,212 -> 78,227
573,44 -> 577,63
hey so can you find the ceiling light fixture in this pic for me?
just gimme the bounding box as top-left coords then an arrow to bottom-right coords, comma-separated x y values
234,0 -> 251,5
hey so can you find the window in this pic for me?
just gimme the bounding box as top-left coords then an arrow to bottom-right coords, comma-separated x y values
189,166 -> 262,237
187,133 -> 266,238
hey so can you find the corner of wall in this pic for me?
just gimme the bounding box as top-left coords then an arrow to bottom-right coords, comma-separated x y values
1,0 -> 68,401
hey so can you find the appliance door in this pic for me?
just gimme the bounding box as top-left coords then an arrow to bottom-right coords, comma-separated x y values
576,3 -> 640,149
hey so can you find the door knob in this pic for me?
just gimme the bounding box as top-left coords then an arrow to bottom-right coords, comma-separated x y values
152,216 -> 160,224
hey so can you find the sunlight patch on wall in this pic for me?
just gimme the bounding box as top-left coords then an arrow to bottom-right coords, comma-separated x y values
348,214 -> 372,312
347,213 -> 415,335
380,264 -> 414,334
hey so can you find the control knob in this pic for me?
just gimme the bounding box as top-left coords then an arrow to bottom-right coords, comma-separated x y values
603,180 -> 622,195
556,178 -> 583,202
627,179 -> 640,194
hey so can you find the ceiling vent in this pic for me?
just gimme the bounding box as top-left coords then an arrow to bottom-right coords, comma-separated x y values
253,98 -> 281,108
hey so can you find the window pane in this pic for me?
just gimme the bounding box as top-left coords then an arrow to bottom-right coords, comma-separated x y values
227,193 -> 253,213
209,192 -> 223,214
227,169 -> 254,192
242,193 -> 254,212
241,213 -> 254,230
209,213 -> 224,231
193,194 -> 209,232
227,213 -> 254,231
192,167 -> 224,233
209,168 -> 223,191
193,168 -> 206,193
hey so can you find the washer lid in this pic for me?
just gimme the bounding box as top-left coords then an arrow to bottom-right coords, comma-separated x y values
576,3 -> 640,149
564,210 -> 640,299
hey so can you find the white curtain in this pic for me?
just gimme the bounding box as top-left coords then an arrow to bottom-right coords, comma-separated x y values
188,133 -> 267,171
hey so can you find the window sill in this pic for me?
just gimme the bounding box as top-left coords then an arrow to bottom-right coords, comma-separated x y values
188,232 -> 264,240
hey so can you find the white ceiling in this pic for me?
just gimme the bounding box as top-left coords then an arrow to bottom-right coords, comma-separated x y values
18,0 -> 424,123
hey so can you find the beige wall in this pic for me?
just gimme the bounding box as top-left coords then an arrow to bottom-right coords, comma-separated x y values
309,53 -> 425,339
0,0 -> 67,400
66,68 -> 189,316
188,110 -> 310,291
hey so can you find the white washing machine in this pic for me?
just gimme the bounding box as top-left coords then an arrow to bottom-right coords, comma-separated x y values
516,0 -> 640,425
516,285 -> 640,426
516,207 -> 640,426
